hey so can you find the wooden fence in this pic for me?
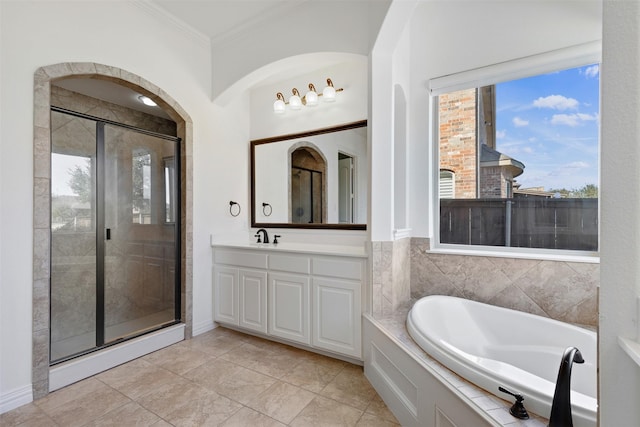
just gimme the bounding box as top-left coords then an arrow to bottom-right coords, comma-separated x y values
440,198 -> 598,251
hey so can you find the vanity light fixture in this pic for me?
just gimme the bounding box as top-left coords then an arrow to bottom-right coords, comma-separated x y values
138,95 -> 157,107
272,78 -> 343,113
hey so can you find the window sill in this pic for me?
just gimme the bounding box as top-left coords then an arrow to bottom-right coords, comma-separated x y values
427,244 -> 600,264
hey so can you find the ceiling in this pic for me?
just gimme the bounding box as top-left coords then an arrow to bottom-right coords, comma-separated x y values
51,0 -> 363,120
151,0 -> 305,43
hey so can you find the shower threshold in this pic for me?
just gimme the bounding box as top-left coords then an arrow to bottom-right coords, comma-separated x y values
51,309 -> 176,362
49,322 -> 184,392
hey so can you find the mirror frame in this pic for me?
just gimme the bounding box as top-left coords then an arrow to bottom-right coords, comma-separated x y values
251,120 -> 367,230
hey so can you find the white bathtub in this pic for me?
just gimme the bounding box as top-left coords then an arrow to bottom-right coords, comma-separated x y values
407,295 -> 597,427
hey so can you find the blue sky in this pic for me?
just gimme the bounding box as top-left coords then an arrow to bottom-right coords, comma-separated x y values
495,64 -> 600,191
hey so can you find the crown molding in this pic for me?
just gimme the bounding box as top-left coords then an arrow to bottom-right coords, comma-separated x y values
132,0 -> 211,48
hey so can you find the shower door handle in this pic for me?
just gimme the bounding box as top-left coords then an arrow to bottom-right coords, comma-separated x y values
105,228 -> 111,240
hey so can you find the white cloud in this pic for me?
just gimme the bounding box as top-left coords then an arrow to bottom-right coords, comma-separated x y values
512,117 -> 529,127
496,130 -> 506,139
533,95 -> 579,110
523,146 -> 534,154
551,113 -> 598,127
566,161 -> 589,169
584,65 -> 599,79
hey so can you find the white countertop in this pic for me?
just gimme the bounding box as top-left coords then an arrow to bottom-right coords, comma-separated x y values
211,240 -> 367,258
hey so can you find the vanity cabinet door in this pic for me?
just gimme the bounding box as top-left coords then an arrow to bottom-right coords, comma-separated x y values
239,269 -> 267,334
268,272 -> 311,345
312,277 -> 361,358
213,266 -> 239,326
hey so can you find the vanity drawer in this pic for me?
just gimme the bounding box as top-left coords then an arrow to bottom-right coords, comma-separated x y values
269,254 -> 310,274
312,257 -> 362,280
214,249 -> 268,269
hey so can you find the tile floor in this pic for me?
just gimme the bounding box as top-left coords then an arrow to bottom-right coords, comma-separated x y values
2,327 -> 400,427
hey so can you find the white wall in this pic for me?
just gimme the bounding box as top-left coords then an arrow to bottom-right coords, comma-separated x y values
249,59 -> 368,140
0,0 -> 247,408
599,2 -> 640,425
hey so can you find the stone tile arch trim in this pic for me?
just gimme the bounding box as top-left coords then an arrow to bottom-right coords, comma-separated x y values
32,62 -> 193,399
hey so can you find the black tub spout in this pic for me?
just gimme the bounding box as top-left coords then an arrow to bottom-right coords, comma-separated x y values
548,346 -> 584,427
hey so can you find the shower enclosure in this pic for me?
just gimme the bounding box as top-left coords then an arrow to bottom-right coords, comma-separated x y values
50,107 -> 181,363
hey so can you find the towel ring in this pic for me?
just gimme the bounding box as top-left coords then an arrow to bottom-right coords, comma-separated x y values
262,202 -> 272,217
229,201 -> 241,217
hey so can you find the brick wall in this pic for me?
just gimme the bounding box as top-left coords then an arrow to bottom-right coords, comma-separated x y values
439,88 -> 477,198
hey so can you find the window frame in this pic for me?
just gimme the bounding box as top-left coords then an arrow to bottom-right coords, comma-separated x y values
429,43 -> 601,262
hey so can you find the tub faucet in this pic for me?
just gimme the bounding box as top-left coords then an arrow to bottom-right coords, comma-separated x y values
255,228 -> 269,244
548,346 -> 584,427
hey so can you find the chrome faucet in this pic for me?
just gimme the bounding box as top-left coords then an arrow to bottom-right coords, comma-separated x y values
548,346 -> 584,427
255,228 -> 269,244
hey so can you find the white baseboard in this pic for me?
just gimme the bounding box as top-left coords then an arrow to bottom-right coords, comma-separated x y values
0,384 -> 33,414
192,319 -> 216,336
50,324 -> 185,392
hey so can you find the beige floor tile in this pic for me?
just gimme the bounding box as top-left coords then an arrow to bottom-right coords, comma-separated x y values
9,327 -> 394,427
142,342 -> 216,375
222,343 -> 304,379
246,381 -> 316,424
0,403 -> 55,427
164,393 -> 242,426
181,331 -> 246,357
319,364 -> 377,411
355,412 -> 401,426
185,358 -> 276,405
96,358 -> 183,400
83,401 -> 162,426
365,394 -> 399,423
136,377 -> 218,418
35,378 -> 130,427
281,358 -> 345,393
290,395 -> 363,427
219,406 -> 286,427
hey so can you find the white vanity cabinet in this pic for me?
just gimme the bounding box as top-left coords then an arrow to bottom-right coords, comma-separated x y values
213,250 -> 268,334
311,257 -> 362,358
212,245 -> 365,360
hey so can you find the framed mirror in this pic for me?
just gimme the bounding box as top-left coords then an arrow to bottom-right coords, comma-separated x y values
251,120 -> 367,230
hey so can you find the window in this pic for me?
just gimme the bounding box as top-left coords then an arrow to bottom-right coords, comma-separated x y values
164,157 -> 176,223
436,64 -> 599,252
439,170 -> 455,199
133,150 -> 152,224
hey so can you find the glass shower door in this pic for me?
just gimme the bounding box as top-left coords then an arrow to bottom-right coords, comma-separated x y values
50,111 -> 98,361
50,107 -> 180,364
102,124 -> 179,344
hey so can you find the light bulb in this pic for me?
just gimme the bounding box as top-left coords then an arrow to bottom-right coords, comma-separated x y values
305,84 -> 318,107
138,95 -> 157,106
273,92 -> 286,114
323,78 -> 336,102
289,88 -> 302,110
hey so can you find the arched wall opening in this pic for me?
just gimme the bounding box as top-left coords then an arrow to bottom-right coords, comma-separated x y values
32,62 -> 193,399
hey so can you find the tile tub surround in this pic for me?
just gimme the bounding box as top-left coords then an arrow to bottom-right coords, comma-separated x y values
409,238 -> 599,328
32,62 -> 194,399
2,327 -> 399,427
372,237 -> 599,328
371,238 -> 411,318
372,304 -> 549,426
